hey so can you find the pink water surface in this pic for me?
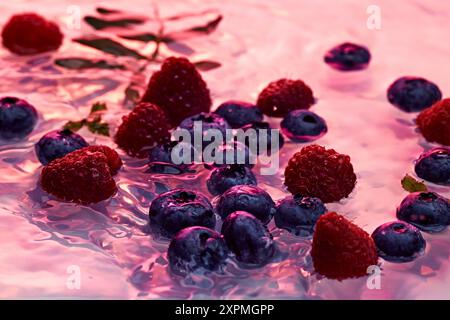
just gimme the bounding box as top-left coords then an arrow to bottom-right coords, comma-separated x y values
0,0 -> 449,299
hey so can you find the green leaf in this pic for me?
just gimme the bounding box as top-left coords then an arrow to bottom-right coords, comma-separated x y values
96,7 -> 121,15
90,102 -> 108,114
87,117 -> 110,136
401,174 -> 428,193
124,86 -> 141,109
63,120 -> 86,132
119,33 -> 172,43
55,58 -> 125,70
73,37 -> 147,60
84,16 -> 145,30
193,60 -> 221,71
188,15 -> 222,34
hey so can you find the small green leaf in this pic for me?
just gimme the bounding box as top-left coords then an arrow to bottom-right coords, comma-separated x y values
193,60 -> 221,71
401,174 -> 428,193
119,33 -> 172,43
63,120 -> 86,132
90,102 -> 107,114
84,16 -> 145,30
124,86 -> 141,109
188,15 -> 222,34
73,37 -> 147,60
87,117 -> 110,136
96,7 -> 122,15
55,58 -> 125,70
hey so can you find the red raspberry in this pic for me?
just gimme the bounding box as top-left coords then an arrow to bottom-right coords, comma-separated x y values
311,212 -> 378,281
40,145 -> 122,204
115,102 -> 171,158
256,79 -> 315,117
417,98 -> 450,146
2,13 -> 63,55
284,144 -> 356,203
141,57 -> 212,127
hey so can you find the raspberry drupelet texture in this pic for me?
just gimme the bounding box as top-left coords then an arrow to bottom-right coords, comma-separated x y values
417,98 -> 450,146
2,13 -> 63,55
141,57 -> 212,127
284,145 -> 356,203
115,102 -> 171,158
40,145 -> 122,204
311,212 -> 378,280
256,79 -> 315,117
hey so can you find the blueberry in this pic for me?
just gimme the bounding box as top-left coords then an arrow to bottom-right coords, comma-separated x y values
221,211 -> 276,266
280,110 -> 327,142
415,147 -> 450,186
214,100 -> 263,128
215,185 -> 275,224
148,141 -> 197,174
274,194 -> 327,237
240,121 -> 284,155
324,42 -> 371,71
387,77 -> 442,112
149,189 -> 216,238
371,221 -> 426,263
206,164 -> 257,196
396,192 -> 450,233
34,129 -> 88,165
168,226 -> 229,276
205,141 -> 255,168
0,96 -> 38,140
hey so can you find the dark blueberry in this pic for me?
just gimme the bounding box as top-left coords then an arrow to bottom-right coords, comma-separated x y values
205,141 -> 255,168
206,164 -> 257,196
147,162 -> 185,175
280,110 -> 327,142
177,112 -> 231,148
168,226 -> 229,276
396,192 -> 450,233
148,141 -> 198,174
387,77 -> 442,112
221,211 -> 276,266
371,221 -> 426,263
415,147 -> 450,186
274,194 -> 327,237
240,121 -> 284,155
0,96 -> 38,140
214,100 -> 263,128
149,189 -> 216,238
324,42 -> 371,71
34,129 -> 88,165
215,185 -> 275,224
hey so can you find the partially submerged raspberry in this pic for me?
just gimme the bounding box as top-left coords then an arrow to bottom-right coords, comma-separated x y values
417,98 -> 450,146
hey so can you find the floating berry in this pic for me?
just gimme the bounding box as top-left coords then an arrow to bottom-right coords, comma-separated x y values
311,212 -> 378,280
256,79 -> 315,117
274,195 -> 327,237
240,121 -> 284,155
280,109 -> 327,142
414,147 -> 450,185
284,145 -> 356,203
115,102 -> 171,158
324,42 -> 371,71
397,192 -> 450,233
417,98 -> 450,146
387,77 -> 442,112
149,189 -> 216,238
142,57 -> 212,127
371,221 -> 426,263
0,96 -> 38,141
168,226 -> 229,276
2,13 -> 63,55
214,100 -> 263,128
206,164 -> 257,196
35,129 -> 88,165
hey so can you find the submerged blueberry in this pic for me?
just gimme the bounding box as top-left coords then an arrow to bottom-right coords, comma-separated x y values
415,147 -> 450,186
205,141 -> 255,168
0,96 -> 38,140
387,76 -> 442,112
214,100 -> 263,128
274,195 -> 327,237
149,189 -> 216,238
206,164 -> 257,196
280,110 -> 327,142
221,211 -> 276,266
371,221 -> 426,263
324,42 -> 371,71
240,121 -> 284,155
396,192 -> 450,233
168,226 -> 229,276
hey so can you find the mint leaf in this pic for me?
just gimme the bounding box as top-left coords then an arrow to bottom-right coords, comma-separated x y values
194,60 -> 221,71
63,120 -> 86,132
90,102 -> 107,114
87,116 -> 110,136
401,174 -> 428,193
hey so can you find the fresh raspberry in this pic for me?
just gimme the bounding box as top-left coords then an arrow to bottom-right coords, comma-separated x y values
256,79 -> 315,117
141,57 -> 212,127
284,144 -> 356,203
311,212 -> 378,281
114,102 -> 171,158
40,145 -> 122,204
417,98 -> 450,146
2,13 -> 63,55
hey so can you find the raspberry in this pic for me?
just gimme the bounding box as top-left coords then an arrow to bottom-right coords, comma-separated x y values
2,13 -> 63,55
284,144 -> 356,203
256,79 -> 314,117
311,212 -> 378,280
417,98 -> 450,146
141,57 -> 212,127
114,102 -> 171,158
40,145 -> 122,204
